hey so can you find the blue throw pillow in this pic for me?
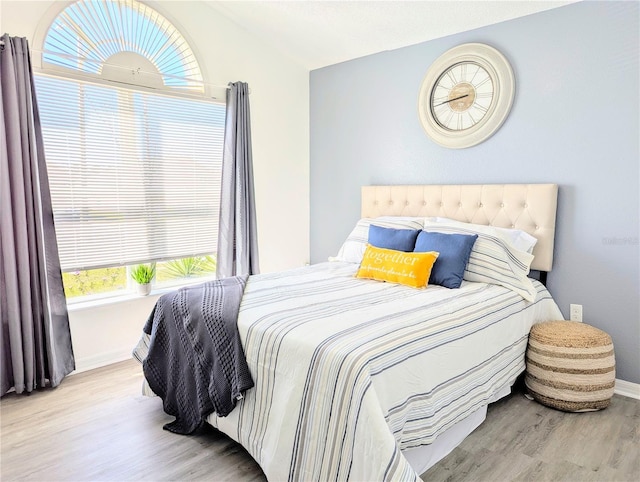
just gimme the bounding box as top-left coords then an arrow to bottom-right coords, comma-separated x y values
368,225 -> 420,252
414,231 -> 478,289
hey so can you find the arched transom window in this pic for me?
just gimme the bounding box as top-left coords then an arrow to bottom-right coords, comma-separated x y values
43,0 -> 204,92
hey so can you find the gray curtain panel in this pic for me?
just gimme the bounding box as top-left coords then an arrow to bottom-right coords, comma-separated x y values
216,82 -> 259,278
0,35 -> 75,397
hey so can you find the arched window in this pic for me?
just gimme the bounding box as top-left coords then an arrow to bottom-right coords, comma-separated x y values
35,0 -> 223,300
42,0 -> 204,92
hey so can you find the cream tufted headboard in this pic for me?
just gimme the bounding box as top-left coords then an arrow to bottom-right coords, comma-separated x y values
362,184 -> 558,272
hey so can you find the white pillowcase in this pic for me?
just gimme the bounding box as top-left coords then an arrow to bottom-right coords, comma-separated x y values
425,217 -> 537,253
423,219 -> 537,301
331,217 -> 424,264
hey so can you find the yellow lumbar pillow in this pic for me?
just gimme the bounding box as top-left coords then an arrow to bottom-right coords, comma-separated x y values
356,244 -> 439,288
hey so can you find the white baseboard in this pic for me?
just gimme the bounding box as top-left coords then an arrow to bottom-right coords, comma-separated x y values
615,379 -> 640,400
69,349 -> 134,375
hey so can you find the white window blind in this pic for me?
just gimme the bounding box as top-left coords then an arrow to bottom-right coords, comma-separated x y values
35,74 -> 225,271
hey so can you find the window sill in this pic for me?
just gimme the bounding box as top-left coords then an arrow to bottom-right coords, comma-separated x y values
66,277 -> 216,312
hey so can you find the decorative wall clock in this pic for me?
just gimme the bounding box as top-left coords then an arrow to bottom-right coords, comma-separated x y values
418,43 -> 515,149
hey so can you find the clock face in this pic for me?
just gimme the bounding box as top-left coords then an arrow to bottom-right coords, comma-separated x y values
430,62 -> 494,131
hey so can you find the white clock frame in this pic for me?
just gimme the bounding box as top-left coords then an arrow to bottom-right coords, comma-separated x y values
418,43 -> 515,149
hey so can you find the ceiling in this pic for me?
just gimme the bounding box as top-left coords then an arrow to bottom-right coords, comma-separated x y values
204,1 -> 578,70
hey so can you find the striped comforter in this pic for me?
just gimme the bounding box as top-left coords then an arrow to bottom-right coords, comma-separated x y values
206,262 -> 563,481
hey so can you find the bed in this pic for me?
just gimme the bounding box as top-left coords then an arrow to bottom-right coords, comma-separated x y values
135,183 -> 562,481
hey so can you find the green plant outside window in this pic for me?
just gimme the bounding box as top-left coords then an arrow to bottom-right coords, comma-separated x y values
61,255 -> 217,300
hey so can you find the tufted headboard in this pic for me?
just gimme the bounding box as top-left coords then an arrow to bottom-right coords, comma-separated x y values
361,184 -> 558,272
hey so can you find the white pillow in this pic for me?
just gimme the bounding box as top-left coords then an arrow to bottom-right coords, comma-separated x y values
331,217 -> 424,264
425,217 -> 538,253
422,220 -> 537,301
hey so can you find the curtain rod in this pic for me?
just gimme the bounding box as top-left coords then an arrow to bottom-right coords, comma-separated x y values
29,47 -> 231,91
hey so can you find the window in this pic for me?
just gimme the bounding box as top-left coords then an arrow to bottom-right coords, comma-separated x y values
36,0 -> 222,301
42,0 -> 203,92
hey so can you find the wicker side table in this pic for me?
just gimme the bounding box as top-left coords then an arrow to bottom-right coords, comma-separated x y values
525,320 -> 615,412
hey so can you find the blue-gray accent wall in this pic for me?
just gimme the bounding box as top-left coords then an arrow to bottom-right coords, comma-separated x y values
310,1 -> 639,384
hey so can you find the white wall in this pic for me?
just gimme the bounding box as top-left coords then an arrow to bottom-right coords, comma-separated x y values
1,0 -> 310,372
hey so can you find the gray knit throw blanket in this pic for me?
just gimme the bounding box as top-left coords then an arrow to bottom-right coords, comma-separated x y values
142,274 -> 253,434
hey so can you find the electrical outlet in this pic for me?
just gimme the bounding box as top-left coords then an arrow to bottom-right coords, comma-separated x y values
570,304 -> 583,322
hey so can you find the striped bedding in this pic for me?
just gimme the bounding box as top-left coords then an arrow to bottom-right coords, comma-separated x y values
203,261 -> 562,481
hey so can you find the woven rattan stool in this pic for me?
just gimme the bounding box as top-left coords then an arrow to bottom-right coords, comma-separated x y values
525,320 -> 615,412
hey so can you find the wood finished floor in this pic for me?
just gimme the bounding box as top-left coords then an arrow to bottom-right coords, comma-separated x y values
1,359 -> 638,482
